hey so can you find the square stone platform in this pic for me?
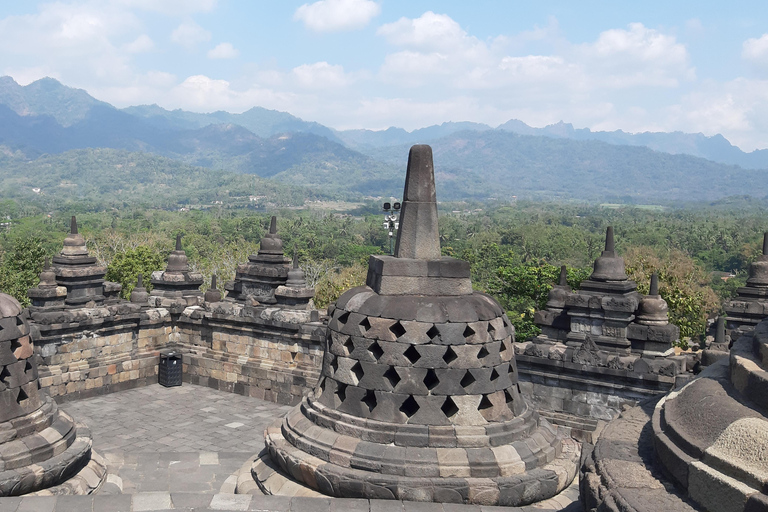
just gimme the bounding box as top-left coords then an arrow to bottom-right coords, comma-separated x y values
0,384 -> 581,511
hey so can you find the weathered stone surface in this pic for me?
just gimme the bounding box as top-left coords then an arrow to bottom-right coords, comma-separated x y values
257,145 -> 578,505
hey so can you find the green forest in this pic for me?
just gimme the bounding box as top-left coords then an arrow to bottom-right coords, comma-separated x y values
0,198 -> 764,347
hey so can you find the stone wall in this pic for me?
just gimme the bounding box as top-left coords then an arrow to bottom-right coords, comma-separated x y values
173,307 -> 325,405
515,346 -> 680,442
32,302 -> 688,430
31,305 -> 327,406
33,309 -> 171,402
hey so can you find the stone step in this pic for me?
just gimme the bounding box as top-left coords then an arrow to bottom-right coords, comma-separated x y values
0,482 -> 582,511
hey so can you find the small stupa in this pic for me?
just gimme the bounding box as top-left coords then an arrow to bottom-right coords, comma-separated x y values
149,234 -> 204,306
51,216 -> 106,306
27,258 -> 67,309
274,248 -> 314,309
724,232 -> 768,335
225,216 -> 290,304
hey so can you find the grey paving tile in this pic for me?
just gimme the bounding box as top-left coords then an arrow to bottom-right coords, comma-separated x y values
291,496 -> 331,512
17,496 -> 56,512
54,495 -> 94,512
330,498 -> 369,512
92,494 -> 132,512
249,495 -> 292,512
133,492 -> 173,511
0,497 -> 22,512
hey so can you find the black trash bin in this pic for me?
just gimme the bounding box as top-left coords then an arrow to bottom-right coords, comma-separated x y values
158,349 -> 182,387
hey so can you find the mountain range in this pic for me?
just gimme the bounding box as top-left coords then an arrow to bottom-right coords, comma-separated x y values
0,76 -> 766,205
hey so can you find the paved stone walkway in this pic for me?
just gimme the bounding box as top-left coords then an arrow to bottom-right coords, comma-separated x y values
0,384 -> 583,511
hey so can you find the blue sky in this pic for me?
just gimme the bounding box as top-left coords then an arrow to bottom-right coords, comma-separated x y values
1,0 -> 767,150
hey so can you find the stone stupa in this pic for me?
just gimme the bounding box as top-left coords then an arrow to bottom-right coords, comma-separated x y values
0,293 -> 106,495
51,217 -> 106,307
724,232 -> 768,336
225,216 -> 290,305
249,145 -> 579,505
149,234 -> 204,307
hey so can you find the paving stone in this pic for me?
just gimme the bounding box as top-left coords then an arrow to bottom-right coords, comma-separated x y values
170,493 -> 212,510
330,498 -> 369,512
132,492 -> 173,511
0,497 -> 21,512
290,496 -> 331,512
249,495 -> 292,512
17,496 -> 56,512
210,493 -> 252,511
53,495 -> 94,512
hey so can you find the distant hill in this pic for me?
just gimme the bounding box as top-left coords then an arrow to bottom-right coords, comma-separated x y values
0,76 -> 112,126
1,75 -> 768,205
123,103 -> 344,143
367,130 -> 768,202
495,120 -> 768,170
0,148 -> 316,209
335,122 -> 491,150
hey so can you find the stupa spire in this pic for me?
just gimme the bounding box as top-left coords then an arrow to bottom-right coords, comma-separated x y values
393,144 -> 441,260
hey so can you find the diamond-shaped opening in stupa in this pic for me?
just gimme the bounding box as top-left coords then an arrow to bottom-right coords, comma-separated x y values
404,345 -> 421,364
369,341 -> 384,361
443,346 -> 458,365
362,389 -> 377,412
383,366 -> 401,389
359,317 -> 372,335
478,394 -> 493,412
423,369 -> 439,391
460,370 -> 476,390
389,321 -> 406,338
343,337 -> 355,356
400,395 -> 419,418
350,361 -> 364,384
441,396 -> 459,419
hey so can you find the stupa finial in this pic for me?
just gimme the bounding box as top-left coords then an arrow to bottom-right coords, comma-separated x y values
137,273 -> 143,288
70,216 -> 78,235
763,232 -> 768,256
715,316 -> 726,344
649,272 -> 659,295
394,145 -> 441,259
269,216 -> 277,235
175,234 -> 182,251
558,265 -> 567,286
605,226 -> 614,253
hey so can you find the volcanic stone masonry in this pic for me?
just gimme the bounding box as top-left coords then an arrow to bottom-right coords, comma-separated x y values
0,293 -> 106,496
225,216 -> 291,305
582,316 -> 768,512
724,231 -> 768,337
248,145 -> 580,506
149,234 -> 204,310
51,216 -> 108,307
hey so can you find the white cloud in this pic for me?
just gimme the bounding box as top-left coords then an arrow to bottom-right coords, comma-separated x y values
114,0 -> 218,15
292,62 -> 348,88
743,34 -> 768,63
294,0 -> 380,33
207,42 -> 239,59
123,34 -> 154,53
170,20 -> 211,49
377,11 -> 474,53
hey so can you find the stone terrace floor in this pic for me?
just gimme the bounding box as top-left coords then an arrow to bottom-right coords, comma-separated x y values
0,384 -> 582,511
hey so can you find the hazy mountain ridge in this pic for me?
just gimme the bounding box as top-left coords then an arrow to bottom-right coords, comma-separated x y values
366,130 -> 768,202
0,147 -> 317,209
0,76 -> 767,205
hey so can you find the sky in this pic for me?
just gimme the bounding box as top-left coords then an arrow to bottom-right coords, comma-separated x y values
1,0 -> 767,151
